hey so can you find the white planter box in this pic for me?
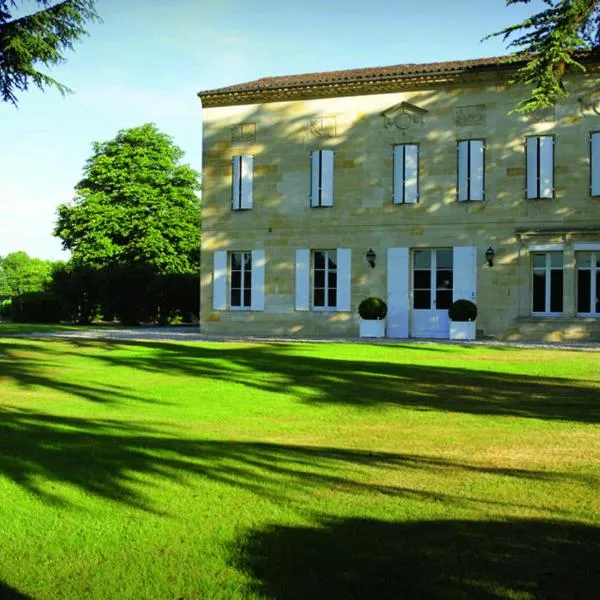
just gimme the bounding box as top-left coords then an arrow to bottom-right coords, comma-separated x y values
360,319 -> 386,338
450,321 -> 476,340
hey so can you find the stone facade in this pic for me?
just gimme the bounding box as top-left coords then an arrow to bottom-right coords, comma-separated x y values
199,57 -> 600,341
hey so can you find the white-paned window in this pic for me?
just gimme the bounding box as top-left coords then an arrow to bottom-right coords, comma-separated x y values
232,155 -> 253,210
310,150 -> 334,207
532,252 -> 563,315
591,132 -> 600,197
393,144 -> 419,204
230,251 -> 252,308
457,139 -> 484,201
313,250 -> 337,308
576,252 -> 600,316
526,136 -> 554,199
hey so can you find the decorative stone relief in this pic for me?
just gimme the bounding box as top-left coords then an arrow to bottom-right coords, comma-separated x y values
454,105 -> 486,126
578,91 -> 600,116
309,116 -> 336,138
381,102 -> 427,129
529,106 -> 555,122
231,123 -> 256,143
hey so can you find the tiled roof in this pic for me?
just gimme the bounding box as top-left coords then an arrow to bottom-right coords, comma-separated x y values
198,55 -> 518,98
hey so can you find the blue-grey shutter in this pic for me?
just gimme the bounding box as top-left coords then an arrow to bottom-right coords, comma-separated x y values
240,155 -> 254,209
232,157 -> 241,209
453,246 -> 477,302
539,136 -> 553,198
213,251 -> 227,310
320,150 -> 334,207
592,132 -> 600,196
470,140 -> 484,201
387,248 -> 409,338
404,144 -> 418,204
295,249 -> 310,310
251,249 -> 264,310
336,248 -> 351,311
526,137 -> 538,199
458,141 -> 469,201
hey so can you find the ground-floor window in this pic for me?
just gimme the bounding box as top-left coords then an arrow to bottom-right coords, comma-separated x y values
576,251 -> 600,316
230,251 -> 252,308
412,248 -> 453,310
313,250 -> 337,308
532,252 -> 563,315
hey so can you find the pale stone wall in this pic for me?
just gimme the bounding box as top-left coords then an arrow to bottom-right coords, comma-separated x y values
200,69 -> 600,340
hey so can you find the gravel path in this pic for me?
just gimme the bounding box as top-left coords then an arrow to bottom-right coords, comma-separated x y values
9,326 -> 600,350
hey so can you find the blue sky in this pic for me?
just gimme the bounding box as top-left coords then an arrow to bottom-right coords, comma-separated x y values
0,0 -> 546,260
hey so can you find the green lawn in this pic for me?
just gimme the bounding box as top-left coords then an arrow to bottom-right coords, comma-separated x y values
1,337 -> 599,599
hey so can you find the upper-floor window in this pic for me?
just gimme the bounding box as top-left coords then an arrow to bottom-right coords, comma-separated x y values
532,251 -> 563,315
457,139 -> 484,201
232,155 -> 253,210
310,150 -> 334,207
393,144 -> 419,204
526,136 -> 554,199
591,131 -> 600,197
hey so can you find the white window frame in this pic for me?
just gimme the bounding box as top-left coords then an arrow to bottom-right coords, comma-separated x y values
310,150 -> 334,207
591,131 -> 600,197
232,155 -> 253,210
457,139 -> 485,201
393,144 -> 419,204
531,251 -> 563,316
312,250 -> 337,310
526,135 -> 554,199
576,250 -> 600,317
229,251 -> 252,310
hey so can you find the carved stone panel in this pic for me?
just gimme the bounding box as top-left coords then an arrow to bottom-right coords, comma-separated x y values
529,106 -> 555,122
231,123 -> 256,143
455,105 -> 486,126
578,91 -> 600,116
309,116 -> 336,138
381,102 -> 427,130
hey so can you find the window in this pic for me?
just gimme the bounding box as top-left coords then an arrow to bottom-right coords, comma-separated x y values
532,252 -> 563,314
310,150 -> 334,207
526,136 -> 554,199
591,132 -> 600,197
576,252 -> 600,316
457,139 -> 484,201
393,144 -> 419,204
232,155 -> 253,210
230,251 -> 252,308
313,250 -> 337,308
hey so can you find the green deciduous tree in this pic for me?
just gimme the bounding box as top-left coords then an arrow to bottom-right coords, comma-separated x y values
0,251 -> 55,295
55,123 -> 201,272
0,0 -> 99,106
486,0 -> 599,112
54,123 -> 201,324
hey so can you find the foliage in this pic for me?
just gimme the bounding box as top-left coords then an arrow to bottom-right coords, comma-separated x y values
9,290 -> 63,322
0,251 -> 56,295
0,0 -> 99,106
358,297 -> 388,320
485,0 -> 600,112
0,340 -> 598,599
54,123 -> 201,273
449,299 -> 478,322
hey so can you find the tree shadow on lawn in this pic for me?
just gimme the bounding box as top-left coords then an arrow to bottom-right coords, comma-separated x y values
233,517 -> 600,599
0,580 -> 32,600
0,340 -> 150,405
57,339 -> 600,423
0,407 -> 591,512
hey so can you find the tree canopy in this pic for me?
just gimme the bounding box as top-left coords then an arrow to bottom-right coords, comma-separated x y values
0,0 -> 99,106
486,0 -> 600,112
54,123 -> 201,274
0,251 -> 56,295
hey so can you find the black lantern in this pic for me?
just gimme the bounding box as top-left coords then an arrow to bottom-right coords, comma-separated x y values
366,248 -> 376,268
485,246 -> 495,267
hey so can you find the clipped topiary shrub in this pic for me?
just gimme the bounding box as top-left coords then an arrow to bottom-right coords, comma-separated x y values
448,299 -> 478,322
358,297 -> 388,320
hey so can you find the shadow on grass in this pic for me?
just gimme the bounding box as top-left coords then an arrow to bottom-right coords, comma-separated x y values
233,517 -> 600,599
54,339 -> 600,423
0,581 -> 32,600
0,407 -> 590,512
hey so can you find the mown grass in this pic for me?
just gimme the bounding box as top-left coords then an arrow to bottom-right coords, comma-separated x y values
0,337 -> 598,599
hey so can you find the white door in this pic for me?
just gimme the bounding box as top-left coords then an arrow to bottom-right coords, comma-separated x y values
410,248 -> 453,338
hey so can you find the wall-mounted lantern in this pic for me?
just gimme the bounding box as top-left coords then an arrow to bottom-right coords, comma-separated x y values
485,246 -> 495,267
366,248 -> 376,269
